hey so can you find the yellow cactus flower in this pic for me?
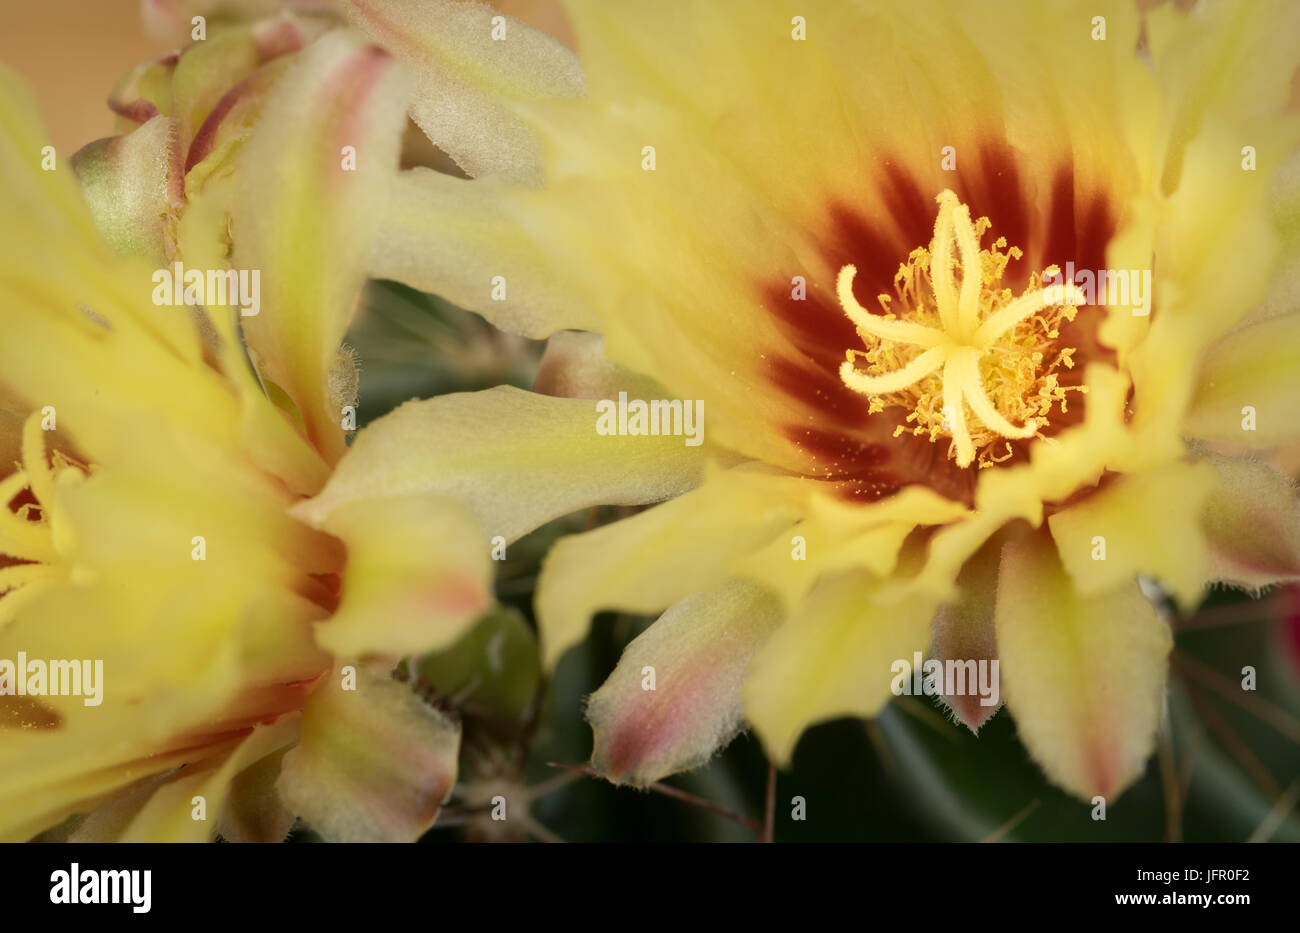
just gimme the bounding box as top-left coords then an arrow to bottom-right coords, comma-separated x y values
0,0 -> 579,841
320,0 -> 1300,801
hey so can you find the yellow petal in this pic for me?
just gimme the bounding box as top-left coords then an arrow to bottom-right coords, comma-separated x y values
1183,312 -> 1300,448
1198,452 -> 1300,590
302,494 -> 493,660
233,29 -> 411,462
371,169 -> 597,339
736,484 -> 969,610
537,467 -> 803,669
1047,461 -> 1216,608
744,570 -> 938,764
995,531 -> 1170,801
587,580 -> 781,786
112,717 -> 300,843
276,666 -> 459,843
1118,2 -> 1300,453
168,19 -> 267,145
295,385 -> 705,544
894,363 -> 1132,605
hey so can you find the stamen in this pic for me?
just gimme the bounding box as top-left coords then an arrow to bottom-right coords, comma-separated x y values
836,190 -> 1084,468
836,266 -> 946,349
21,412 -> 55,509
952,350 -> 1038,440
929,192 -> 961,334
953,202 -> 982,337
940,359 -> 975,468
974,283 -> 1080,347
839,346 -> 945,395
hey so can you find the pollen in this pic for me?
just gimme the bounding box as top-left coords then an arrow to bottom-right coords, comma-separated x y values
836,189 -> 1085,468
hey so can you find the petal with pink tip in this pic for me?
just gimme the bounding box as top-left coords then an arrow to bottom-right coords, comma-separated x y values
928,537 -> 1003,733
537,467 -> 803,669
231,30 -> 411,462
296,494 -> 493,661
996,532 -> 1170,802
587,580 -> 781,786
276,666 -> 459,843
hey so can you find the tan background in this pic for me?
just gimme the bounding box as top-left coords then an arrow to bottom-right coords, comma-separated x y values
0,0 -> 570,155
1,0 -> 173,153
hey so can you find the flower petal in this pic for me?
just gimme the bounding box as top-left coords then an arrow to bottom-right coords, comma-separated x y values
217,743 -> 296,842
371,168 -> 596,339
1046,461 -> 1216,608
735,484 -> 969,610
276,666 -> 459,842
1199,452 -> 1300,590
1183,312 -> 1300,447
70,115 -> 183,265
298,494 -> 493,660
107,50 -> 178,127
294,385 -> 704,544
343,0 -> 584,185
891,364 -> 1132,605
534,330 -> 669,401
537,467 -> 802,669
168,16 -> 302,146
928,537 -> 1002,733
744,570 -> 939,764
232,29 -> 411,462
110,717 -> 300,842
1131,0 -> 1300,343
587,579 -> 781,786
995,531 -> 1171,801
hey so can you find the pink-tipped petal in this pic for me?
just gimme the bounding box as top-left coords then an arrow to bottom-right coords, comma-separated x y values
588,580 -> 781,786
996,532 -> 1171,801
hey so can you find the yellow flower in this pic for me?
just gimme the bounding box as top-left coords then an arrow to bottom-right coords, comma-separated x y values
324,0 -> 1300,800
0,1 -> 578,841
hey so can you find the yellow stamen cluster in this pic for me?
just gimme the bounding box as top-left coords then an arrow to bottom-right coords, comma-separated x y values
837,190 -> 1085,468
